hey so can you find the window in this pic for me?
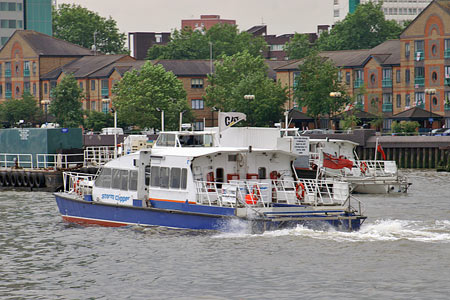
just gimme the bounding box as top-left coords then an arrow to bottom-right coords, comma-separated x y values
0,63 -> 2,76
383,93 -> 392,104
445,39 -> 450,54
111,169 -> 121,189
129,170 -> 138,191
151,166 -> 160,187
33,83 -> 36,96
191,99 -> 204,110
433,97 -> 438,106
194,121 -> 204,131
405,69 -> 410,84
170,168 -> 181,189
270,44 -> 284,51
334,9 -> 340,17
160,167 -> 170,188
8,2 -> 15,11
32,62 -> 36,74
79,82 -> 83,90
24,82 -> 30,92
95,168 -> 112,188
17,3 -> 22,11
338,70 -> 342,82
396,70 -> 401,83
18,20 -> 22,29
415,92 -> 425,106
345,72 -> 350,84
432,44 -> 437,56
8,20 -> 16,29
191,78 -> 204,88
405,43 -> 410,58
357,94 -> 364,106
24,61 -> 30,76
432,71 -> 438,82
405,94 -> 411,107
0,20 -> 8,28
44,83 -> 47,94
0,84 -> 2,97
415,67 -> 424,78
396,94 -> 401,108
293,71 -> 300,88
415,40 -> 424,61
258,167 -> 266,179
91,101 -> 96,111
155,34 -> 162,43
91,80 -> 96,90
181,169 -> 187,189
120,170 -> 128,191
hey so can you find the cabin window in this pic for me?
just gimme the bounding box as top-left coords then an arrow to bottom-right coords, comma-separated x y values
112,169 -> 121,189
120,170 -> 128,190
216,168 -> 224,183
156,134 -> 176,146
145,166 -> 151,185
258,167 -> 267,179
95,167 -> 111,188
170,168 -> 181,188
181,169 -> 187,189
160,167 -> 170,188
129,170 -> 138,191
151,166 -> 160,187
228,155 -> 237,162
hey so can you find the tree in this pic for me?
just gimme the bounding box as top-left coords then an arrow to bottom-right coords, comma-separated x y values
316,2 -> 403,51
49,74 -> 84,128
293,51 -> 348,127
284,33 -> 315,59
0,92 -> 41,127
84,110 -> 113,132
205,51 -> 288,126
53,4 -> 127,54
147,24 -> 267,60
112,61 -> 191,130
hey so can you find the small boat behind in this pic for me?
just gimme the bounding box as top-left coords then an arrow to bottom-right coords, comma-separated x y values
54,146 -> 366,233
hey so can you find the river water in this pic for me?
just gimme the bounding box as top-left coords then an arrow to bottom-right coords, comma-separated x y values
1,170 -> 449,300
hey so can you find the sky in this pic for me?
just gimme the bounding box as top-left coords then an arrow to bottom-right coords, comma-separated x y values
57,0 -> 333,36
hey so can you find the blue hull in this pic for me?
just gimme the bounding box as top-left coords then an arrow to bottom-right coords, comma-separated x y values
54,193 -> 365,232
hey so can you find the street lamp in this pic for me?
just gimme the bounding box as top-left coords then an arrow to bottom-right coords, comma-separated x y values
244,95 -> 255,126
156,107 -> 164,131
40,99 -> 50,124
329,92 -> 342,130
102,98 -> 118,159
425,88 -> 436,128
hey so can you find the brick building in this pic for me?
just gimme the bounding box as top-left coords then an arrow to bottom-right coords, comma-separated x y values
181,15 -> 235,31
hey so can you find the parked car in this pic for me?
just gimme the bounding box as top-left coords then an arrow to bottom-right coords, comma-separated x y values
435,128 -> 450,136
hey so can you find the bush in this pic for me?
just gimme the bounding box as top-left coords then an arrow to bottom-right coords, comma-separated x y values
391,121 -> 419,135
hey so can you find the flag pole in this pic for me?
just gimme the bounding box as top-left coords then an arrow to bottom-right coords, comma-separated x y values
374,137 -> 379,178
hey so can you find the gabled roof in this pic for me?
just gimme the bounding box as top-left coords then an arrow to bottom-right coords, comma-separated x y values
13,30 -> 93,56
392,106 -> 443,120
152,59 -> 213,76
288,108 -> 314,120
320,49 -> 370,68
401,0 -> 444,37
368,39 -> 400,66
41,55 -> 131,80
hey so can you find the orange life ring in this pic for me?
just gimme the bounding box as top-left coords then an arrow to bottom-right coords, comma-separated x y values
245,184 -> 260,205
359,162 -> 368,174
73,179 -> 81,195
295,182 -> 305,201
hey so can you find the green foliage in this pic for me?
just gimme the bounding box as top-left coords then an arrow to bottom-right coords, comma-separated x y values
0,92 -> 41,127
293,52 -> 347,125
391,121 -> 419,134
284,33 -> 315,59
340,114 -> 360,130
205,51 -> 287,126
84,110 -> 113,132
369,112 -> 384,131
53,4 -> 127,54
316,2 -> 403,51
112,61 -> 190,130
49,74 -> 84,128
147,24 -> 267,60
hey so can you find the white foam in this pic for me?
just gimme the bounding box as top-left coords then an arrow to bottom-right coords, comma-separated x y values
214,219 -> 450,243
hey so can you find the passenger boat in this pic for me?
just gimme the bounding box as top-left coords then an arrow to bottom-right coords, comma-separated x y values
54,145 -> 366,233
304,138 -> 411,194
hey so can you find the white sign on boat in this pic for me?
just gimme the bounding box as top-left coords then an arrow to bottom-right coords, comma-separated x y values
292,136 -> 309,155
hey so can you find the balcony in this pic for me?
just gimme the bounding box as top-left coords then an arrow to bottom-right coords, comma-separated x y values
416,102 -> 425,109
354,79 -> 363,88
5,69 -> 11,78
382,78 -> 392,88
382,103 -> 393,112
445,103 -> 450,111
5,91 -> 12,99
446,78 -> 450,86
101,87 -> 109,97
414,51 -> 424,61
23,69 -> 30,77
445,49 -> 450,59
414,77 -> 425,87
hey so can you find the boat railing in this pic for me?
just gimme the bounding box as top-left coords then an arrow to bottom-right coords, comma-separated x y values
84,146 -> 117,167
36,153 -> 84,169
63,171 -> 96,198
0,153 -> 33,168
273,178 -> 350,206
195,178 -> 350,208
348,159 -> 398,177
195,180 -> 272,208
343,195 -> 365,217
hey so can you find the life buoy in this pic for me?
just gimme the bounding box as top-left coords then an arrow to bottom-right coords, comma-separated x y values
270,171 -> 280,180
295,182 -> 305,201
73,180 -> 82,195
245,184 -> 260,205
360,162 -> 368,174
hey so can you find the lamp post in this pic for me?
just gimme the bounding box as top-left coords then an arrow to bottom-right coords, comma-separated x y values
179,110 -> 186,131
244,94 -> 255,126
329,92 -> 342,130
40,99 -> 50,124
156,107 -> 164,131
425,88 -> 436,128
102,99 -> 117,159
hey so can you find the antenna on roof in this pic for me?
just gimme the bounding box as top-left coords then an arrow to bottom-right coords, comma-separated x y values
92,31 -> 98,55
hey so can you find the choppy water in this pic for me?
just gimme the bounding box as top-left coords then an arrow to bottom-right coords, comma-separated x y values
1,170 -> 450,299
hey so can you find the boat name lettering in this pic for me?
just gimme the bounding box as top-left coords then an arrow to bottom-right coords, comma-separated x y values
101,194 -> 130,203
224,116 -> 240,126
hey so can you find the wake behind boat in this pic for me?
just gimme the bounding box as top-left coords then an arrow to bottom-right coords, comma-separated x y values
54,145 -> 366,233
